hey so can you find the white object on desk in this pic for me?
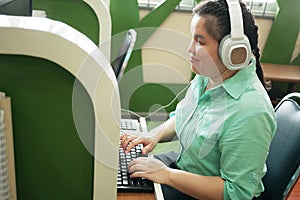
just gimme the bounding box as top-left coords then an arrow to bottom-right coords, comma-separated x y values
148,153 -> 165,200
32,10 -> 47,18
0,110 -> 9,200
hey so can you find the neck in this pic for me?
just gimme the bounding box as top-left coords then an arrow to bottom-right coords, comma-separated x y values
207,68 -> 237,90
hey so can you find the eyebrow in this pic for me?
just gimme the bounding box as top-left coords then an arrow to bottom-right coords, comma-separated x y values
194,34 -> 205,41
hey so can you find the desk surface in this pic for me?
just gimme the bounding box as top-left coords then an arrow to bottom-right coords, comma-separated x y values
117,192 -> 155,200
261,63 -> 300,83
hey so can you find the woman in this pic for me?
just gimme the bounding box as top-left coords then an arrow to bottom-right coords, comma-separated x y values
120,0 -> 276,199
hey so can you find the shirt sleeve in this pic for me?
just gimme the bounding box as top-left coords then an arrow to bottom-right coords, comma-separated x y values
219,111 -> 276,200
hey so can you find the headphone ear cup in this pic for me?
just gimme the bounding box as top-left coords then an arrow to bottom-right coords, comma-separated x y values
219,34 -> 252,70
219,34 -> 231,68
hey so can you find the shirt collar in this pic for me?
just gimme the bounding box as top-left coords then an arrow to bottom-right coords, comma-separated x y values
222,58 -> 257,100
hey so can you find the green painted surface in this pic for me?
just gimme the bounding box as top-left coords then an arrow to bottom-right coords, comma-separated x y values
110,0 -> 187,113
261,0 -> 300,66
33,0 -> 99,44
147,120 -> 180,154
261,0 -> 300,97
0,55 -> 94,200
120,83 -> 184,113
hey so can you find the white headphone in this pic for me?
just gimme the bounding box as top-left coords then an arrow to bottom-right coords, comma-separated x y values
219,0 -> 251,70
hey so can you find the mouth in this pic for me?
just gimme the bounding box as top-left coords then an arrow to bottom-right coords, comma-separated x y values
190,57 -> 199,63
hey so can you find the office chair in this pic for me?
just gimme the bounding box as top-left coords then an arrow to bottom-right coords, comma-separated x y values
111,29 -> 137,82
259,92 -> 300,200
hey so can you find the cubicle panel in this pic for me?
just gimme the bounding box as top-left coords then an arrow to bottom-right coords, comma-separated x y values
0,14 -> 121,200
0,54 -> 94,200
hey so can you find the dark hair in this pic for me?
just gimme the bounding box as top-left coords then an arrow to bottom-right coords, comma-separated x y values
193,0 -> 268,90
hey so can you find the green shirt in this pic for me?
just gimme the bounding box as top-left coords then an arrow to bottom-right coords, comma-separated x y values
174,59 -> 276,199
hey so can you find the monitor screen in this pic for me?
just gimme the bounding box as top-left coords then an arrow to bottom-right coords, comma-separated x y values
0,0 -> 32,16
111,29 -> 137,82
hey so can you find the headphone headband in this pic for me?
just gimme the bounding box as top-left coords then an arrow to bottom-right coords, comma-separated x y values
227,0 -> 244,39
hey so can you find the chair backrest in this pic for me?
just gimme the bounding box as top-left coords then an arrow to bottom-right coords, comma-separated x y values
111,29 -> 137,82
260,92 -> 300,200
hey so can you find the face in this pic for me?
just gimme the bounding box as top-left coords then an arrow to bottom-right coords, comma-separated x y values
188,15 -> 226,78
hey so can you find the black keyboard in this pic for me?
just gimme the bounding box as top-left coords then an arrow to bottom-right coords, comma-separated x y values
117,118 -> 154,193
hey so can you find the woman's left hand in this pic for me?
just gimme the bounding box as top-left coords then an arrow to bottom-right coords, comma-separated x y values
128,157 -> 171,184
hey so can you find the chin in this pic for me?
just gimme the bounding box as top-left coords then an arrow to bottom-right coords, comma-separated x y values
191,65 -> 200,74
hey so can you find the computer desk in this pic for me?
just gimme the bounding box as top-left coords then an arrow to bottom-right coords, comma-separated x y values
117,192 -> 155,200
261,63 -> 300,93
117,181 -> 164,200
117,175 -> 164,200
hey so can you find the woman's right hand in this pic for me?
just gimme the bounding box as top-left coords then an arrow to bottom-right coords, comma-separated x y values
120,132 -> 159,154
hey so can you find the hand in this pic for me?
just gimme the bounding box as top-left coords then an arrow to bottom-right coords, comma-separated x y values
120,132 -> 158,154
128,157 -> 171,184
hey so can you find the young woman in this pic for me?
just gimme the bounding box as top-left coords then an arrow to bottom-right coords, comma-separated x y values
120,0 -> 276,199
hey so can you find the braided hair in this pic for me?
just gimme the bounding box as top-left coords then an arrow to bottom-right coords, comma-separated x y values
193,0 -> 268,90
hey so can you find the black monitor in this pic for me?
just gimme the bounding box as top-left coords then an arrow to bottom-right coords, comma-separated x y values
0,0 -> 32,16
111,29 -> 137,82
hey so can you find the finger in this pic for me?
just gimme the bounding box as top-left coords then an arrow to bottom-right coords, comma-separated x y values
125,138 -> 142,153
120,134 -> 135,150
128,157 -> 148,170
120,133 -> 127,148
120,133 -> 128,150
120,132 -> 125,140
125,142 -> 135,153
128,163 -> 143,174
130,171 -> 146,179
141,144 -> 154,154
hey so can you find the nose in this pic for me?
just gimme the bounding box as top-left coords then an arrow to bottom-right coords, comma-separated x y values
188,40 -> 196,55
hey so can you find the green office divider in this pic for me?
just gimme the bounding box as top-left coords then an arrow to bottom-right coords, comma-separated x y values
33,0 -> 99,45
0,55 -> 94,200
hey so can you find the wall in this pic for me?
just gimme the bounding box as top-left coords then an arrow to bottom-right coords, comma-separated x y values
3,0 -> 298,115
140,10 -> 274,84
124,10 -> 275,115
260,0 -> 300,99
133,3 -> 300,110
1,0 -> 297,115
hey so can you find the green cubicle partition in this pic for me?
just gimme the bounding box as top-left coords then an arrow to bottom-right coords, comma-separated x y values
0,54 -> 94,200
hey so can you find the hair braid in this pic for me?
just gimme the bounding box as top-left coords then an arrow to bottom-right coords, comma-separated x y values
241,4 -> 269,91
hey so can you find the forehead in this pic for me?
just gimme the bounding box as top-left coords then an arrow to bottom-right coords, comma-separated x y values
190,15 -> 220,45
190,15 -> 207,34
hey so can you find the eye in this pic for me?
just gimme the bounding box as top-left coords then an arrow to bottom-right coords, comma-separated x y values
198,40 -> 204,45
194,36 -> 204,45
